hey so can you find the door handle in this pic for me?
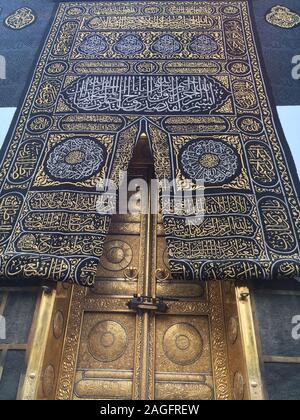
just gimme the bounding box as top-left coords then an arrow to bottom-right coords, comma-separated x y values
124,267 -> 139,280
155,268 -> 171,281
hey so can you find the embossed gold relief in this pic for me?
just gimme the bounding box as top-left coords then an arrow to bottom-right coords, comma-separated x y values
227,61 -> 250,76
259,197 -> 297,253
164,116 -> 229,134
46,62 -> 68,77
5,7 -> 36,30
59,114 -> 124,132
237,116 -> 263,135
88,320 -> 128,362
246,142 -> 278,186
8,139 -> 44,184
100,240 -> 133,271
165,60 -> 221,75
66,6 -> 86,17
30,284 -> 73,401
222,5 -> 240,16
162,323 -> 204,366
266,6 -> 300,29
223,19 -> 246,55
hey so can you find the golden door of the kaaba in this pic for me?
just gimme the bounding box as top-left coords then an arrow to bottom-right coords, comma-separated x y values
35,138 -> 252,400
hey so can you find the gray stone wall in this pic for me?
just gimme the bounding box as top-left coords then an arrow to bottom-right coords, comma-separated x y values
253,290 -> 300,400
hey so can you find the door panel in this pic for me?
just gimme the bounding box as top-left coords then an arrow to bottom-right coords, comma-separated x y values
74,313 -> 136,400
155,315 -> 213,400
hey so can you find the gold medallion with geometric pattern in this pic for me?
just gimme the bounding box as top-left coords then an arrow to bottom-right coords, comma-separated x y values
88,320 -> 128,363
163,323 -> 204,366
100,240 -> 133,271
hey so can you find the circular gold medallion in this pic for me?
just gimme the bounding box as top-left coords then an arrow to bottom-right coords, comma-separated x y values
101,240 -> 133,271
163,323 -> 203,366
88,320 -> 128,362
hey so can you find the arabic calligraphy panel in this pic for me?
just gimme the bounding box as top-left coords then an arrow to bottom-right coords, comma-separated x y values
62,75 -> 231,115
0,193 -> 24,245
52,21 -> 78,57
8,139 -> 44,184
5,255 -> 70,283
259,197 -> 297,254
245,141 -> 279,187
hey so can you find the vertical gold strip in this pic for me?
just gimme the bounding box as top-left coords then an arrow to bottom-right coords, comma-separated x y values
18,288 -> 57,400
235,286 -> 265,400
139,167 -> 155,400
55,285 -> 85,400
209,282 -> 232,400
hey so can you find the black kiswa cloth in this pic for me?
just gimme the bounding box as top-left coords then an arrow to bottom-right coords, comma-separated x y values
0,1 -> 299,286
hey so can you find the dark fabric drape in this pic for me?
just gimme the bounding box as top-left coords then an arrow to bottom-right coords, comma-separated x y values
0,0 -> 300,286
